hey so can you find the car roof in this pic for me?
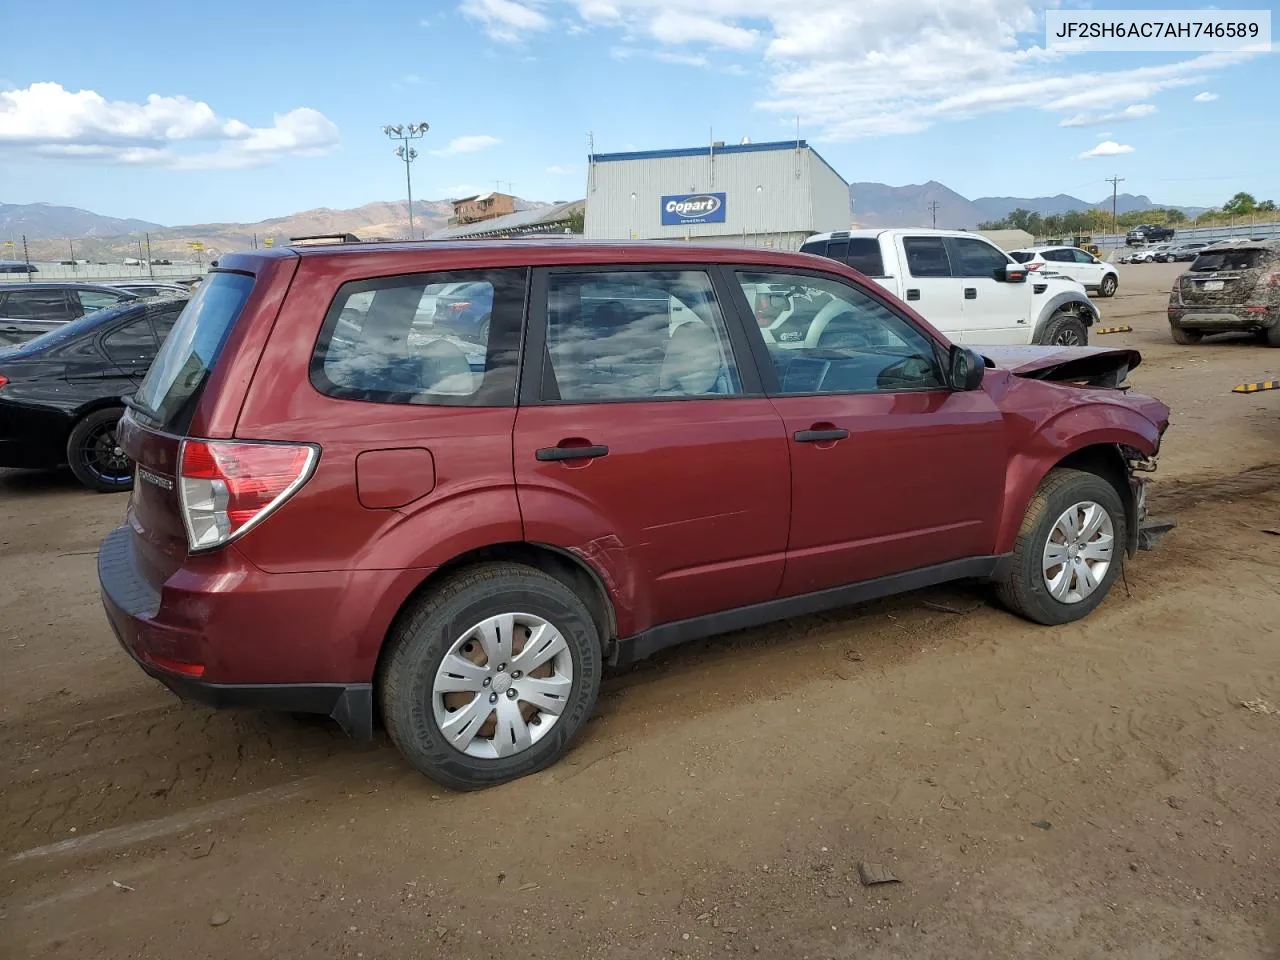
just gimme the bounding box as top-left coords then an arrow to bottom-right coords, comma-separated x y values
0,281 -> 141,293
213,238 -> 868,274
1194,239 -> 1280,253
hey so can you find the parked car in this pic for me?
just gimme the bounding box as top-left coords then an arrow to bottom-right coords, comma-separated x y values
0,261 -> 38,274
1126,224 -> 1175,245
1167,239 -> 1280,345
96,240 -> 1172,790
0,297 -> 187,490
108,281 -> 195,300
0,282 -> 142,347
429,280 -> 494,341
800,229 -> 1098,346
1131,243 -> 1175,264
1008,246 -> 1119,297
1159,242 -> 1211,263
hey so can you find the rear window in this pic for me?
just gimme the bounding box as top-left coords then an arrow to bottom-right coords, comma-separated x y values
133,272 -> 254,431
1009,251 -> 1034,263
1190,249 -> 1273,272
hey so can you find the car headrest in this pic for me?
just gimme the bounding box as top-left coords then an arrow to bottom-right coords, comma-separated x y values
660,321 -> 721,395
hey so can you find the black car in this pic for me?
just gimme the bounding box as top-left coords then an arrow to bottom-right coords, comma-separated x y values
0,297 -> 187,491
0,282 -> 142,347
1126,224 -> 1176,246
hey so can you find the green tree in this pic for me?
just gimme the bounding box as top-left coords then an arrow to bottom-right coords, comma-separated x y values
1258,199 -> 1276,213
1222,192 -> 1257,216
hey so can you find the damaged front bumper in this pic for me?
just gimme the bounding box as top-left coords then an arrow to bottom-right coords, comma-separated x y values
1128,454 -> 1177,552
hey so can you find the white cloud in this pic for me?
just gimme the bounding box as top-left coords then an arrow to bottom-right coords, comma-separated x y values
467,2 -> 1258,142
653,50 -> 710,66
1193,91 -> 1219,102
1059,103 -> 1156,127
420,17 -> 432,27
402,73 -> 424,85
429,134 -> 502,156
459,0 -> 550,42
547,163 -> 579,174
0,82 -> 338,169
1079,140 -> 1134,159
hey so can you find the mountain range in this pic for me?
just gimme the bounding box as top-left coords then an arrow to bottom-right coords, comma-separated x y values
3,183 -> 1208,260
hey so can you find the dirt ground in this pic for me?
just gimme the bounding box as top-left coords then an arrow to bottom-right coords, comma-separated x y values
2,262 -> 1278,960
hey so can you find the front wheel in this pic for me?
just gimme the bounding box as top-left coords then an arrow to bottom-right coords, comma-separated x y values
1098,274 -> 1118,297
996,468 -> 1127,626
379,562 -> 603,790
67,407 -> 134,492
1040,311 -> 1089,347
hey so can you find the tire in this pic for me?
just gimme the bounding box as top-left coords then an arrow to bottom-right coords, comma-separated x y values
1170,326 -> 1202,345
995,468 -> 1127,626
1098,274 -> 1118,298
66,407 -> 134,493
1265,325 -> 1280,348
379,562 -> 603,791
1040,310 -> 1089,347
476,316 -> 491,343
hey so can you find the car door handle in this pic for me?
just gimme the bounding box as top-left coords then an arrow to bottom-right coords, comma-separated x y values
536,443 -> 610,462
964,287 -> 977,299
905,288 -> 920,301
793,428 -> 849,443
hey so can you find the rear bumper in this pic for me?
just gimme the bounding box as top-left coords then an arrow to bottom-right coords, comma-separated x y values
96,524 -> 408,740
1169,307 -> 1276,330
0,437 -> 63,469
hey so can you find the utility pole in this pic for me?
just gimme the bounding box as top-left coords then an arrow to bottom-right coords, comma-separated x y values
22,234 -> 31,282
383,122 -> 430,239
145,233 -> 155,278
1106,176 -> 1125,235
928,201 -> 940,229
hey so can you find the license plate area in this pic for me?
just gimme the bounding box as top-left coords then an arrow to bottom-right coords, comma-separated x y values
1202,280 -> 1225,291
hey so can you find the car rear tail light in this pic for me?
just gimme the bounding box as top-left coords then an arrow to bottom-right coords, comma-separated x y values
449,300 -> 472,313
178,439 -> 318,551
0,374 -> 7,390
1027,262 -> 1044,271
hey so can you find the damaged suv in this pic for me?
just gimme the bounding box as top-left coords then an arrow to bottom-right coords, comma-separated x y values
1168,239 -> 1280,345
98,240 -> 1172,790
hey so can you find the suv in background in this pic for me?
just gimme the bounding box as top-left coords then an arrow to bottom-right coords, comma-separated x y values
0,282 -> 141,346
1167,239 -> 1280,345
99,239 -> 1171,790
1157,242 -> 1211,263
1009,246 -> 1119,297
1126,224 -> 1175,245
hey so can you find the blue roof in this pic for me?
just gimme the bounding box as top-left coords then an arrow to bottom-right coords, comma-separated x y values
589,139 -> 848,186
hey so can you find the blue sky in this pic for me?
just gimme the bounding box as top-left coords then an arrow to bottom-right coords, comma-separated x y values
0,0 -> 1275,226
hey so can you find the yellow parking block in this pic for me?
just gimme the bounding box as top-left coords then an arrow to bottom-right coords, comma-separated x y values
1093,325 -> 1133,335
1232,379 -> 1280,394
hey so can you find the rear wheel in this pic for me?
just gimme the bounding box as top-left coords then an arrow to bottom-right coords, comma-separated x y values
1040,310 -> 1089,347
1264,325 -> 1280,347
1170,326 -> 1203,345
379,562 -> 602,790
996,468 -> 1127,626
66,407 -> 134,492
1097,274 -> 1118,298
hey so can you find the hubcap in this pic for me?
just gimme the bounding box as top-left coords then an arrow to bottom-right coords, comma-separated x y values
81,423 -> 132,483
432,613 -> 573,759
1054,327 -> 1083,346
1042,501 -> 1115,604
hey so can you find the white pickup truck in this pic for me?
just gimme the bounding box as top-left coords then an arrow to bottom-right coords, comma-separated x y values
798,228 -> 1099,346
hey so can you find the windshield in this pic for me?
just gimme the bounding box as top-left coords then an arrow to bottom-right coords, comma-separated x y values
133,272 -> 254,431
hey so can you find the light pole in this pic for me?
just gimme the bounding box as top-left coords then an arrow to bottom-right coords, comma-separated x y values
383,122 -> 429,240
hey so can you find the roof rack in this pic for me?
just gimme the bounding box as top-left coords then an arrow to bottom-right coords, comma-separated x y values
289,233 -> 362,246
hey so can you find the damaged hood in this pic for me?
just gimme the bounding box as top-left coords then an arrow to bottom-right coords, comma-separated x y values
979,345 -> 1142,387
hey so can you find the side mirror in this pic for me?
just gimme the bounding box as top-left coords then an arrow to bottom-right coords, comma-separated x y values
949,345 -> 986,391
998,263 -> 1028,283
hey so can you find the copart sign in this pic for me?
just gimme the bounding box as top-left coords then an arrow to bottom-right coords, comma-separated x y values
661,192 -> 727,226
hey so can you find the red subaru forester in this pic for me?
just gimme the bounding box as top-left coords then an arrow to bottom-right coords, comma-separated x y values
99,240 -> 1172,790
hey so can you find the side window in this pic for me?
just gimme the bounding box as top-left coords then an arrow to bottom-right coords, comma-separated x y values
736,271 -> 945,394
799,239 -> 827,257
6,290 -> 75,321
543,270 -> 741,402
947,237 -> 1011,278
102,316 -> 159,362
845,239 -> 885,276
1043,249 -> 1071,262
902,237 -> 952,278
149,305 -> 184,343
1070,249 -> 1096,264
311,268 -> 525,407
78,290 -> 130,313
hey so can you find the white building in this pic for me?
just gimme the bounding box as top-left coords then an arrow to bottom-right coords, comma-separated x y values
584,140 -> 851,251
